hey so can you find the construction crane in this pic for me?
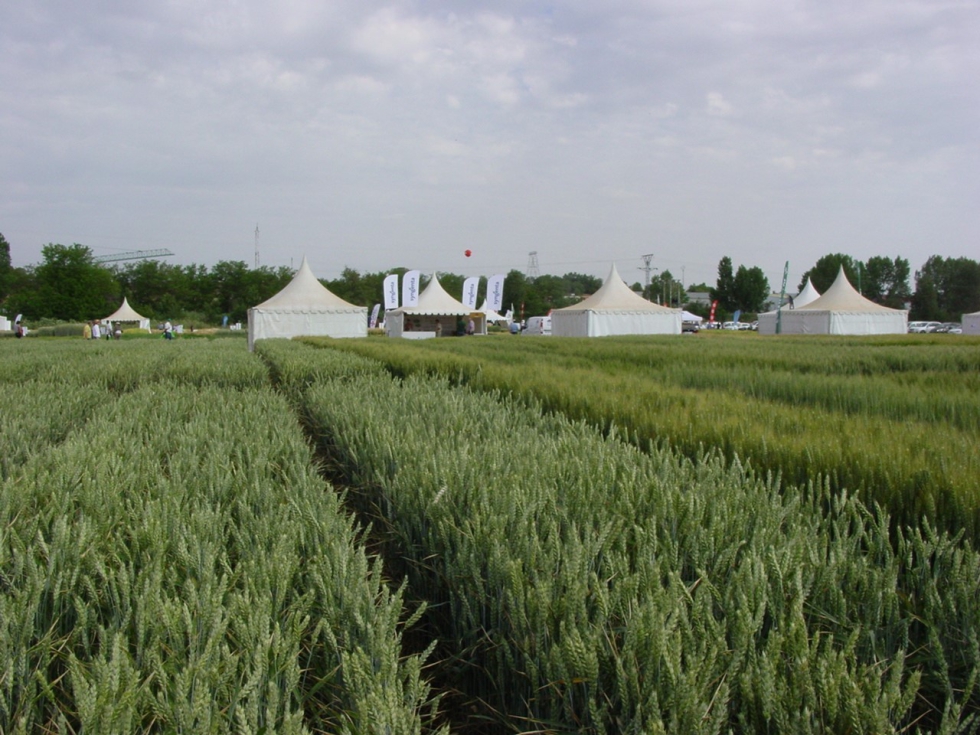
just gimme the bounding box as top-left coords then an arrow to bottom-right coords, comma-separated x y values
93,249 -> 174,264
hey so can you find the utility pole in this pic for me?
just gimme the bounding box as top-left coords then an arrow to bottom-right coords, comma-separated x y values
640,254 -> 654,300
254,224 -> 260,268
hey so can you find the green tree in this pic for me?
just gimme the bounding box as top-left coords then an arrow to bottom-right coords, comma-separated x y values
113,259 -> 189,320
328,267 -> 415,308
563,272 -> 602,298
710,257 -> 736,312
732,265 -> 770,313
24,243 -> 119,321
502,269 -> 530,318
800,254 -> 859,294
208,261 -> 254,323
911,256 -> 980,320
527,274 -> 567,314
650,270 -> 686,306
861,256 -> 911,308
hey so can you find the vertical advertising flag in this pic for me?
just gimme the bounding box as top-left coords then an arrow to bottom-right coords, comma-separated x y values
402,270 -> 420,307
486,273 -> 505,312
369,303 -> 381,329
709,300 -> 718,324
383,274 -> 399,310
461,276 -> 480,309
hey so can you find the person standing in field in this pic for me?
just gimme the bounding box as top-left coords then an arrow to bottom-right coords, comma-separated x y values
163,320 -> 173,340
91,320 -> 101,340
435,319 -> 442,337
83,321 -> 92,339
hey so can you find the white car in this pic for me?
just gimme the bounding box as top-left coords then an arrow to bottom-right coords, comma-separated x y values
908,321 -> 942,333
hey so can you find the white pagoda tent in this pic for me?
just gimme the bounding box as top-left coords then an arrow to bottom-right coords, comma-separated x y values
770,267 -> 907,335
247,256 -> 366,350
551,264 -> 682,337
962,311 -> 980,335
757,278 -> 821,335
387,274 -> 484,338
102,297 -> 151,332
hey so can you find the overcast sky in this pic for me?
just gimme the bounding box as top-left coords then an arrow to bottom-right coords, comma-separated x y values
1,0 -> 977,289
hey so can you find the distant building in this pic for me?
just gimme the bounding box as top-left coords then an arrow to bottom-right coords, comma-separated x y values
685,291 -> 711,306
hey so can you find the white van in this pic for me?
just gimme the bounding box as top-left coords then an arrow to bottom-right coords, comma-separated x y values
523,316 -> 552,335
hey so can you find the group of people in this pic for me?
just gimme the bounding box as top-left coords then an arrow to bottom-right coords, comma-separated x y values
411,317 -> 477,337
83,320 -> 122,340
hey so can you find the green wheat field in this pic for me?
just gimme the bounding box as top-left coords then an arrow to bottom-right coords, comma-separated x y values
1,334 -> 978,734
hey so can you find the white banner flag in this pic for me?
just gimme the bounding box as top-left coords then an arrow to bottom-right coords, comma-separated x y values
402,270 -> 420,307
369,303 -> 381,329
486,273 -> 505,312
461,276 -> 480,309
383,273 -> 399,309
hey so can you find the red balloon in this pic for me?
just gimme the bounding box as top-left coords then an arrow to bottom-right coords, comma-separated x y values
464,249 -> 472,257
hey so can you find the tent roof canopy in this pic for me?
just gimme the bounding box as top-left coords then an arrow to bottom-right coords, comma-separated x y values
103,297 -> 148,323
760,277 -> 822,316
478,299 -> 507,322
556,264 -> 678,313
797,267 -> 905,313
793,278 -> 821,308
392,274 -> 475,316
253,256 -> 361,311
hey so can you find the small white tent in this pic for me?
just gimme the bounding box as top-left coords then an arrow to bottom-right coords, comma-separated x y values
757,278 -> 821,335
772,267 -> 907,335
247,256 -> 367,350
102,297 -> 151,332
551,264 -> 682,337
478,299 -> 508,324
962,311 -> 980,335
387,274 -> 484,338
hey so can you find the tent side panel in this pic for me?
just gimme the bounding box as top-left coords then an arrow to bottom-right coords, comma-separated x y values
963,314 -> 980,335
828,312 -> 907,335
551,311 -> 589,337
248,308 -> 367,350
757,312 -> 777,335
588,311 -> 681,336
779,311 -> 829,334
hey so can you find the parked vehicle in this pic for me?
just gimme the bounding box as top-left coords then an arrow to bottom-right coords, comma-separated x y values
523,316 -> 552,336
908,321 -> 942,333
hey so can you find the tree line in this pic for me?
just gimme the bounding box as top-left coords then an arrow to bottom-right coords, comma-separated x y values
699,252 -> 979,322
1,236 -> 977,326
